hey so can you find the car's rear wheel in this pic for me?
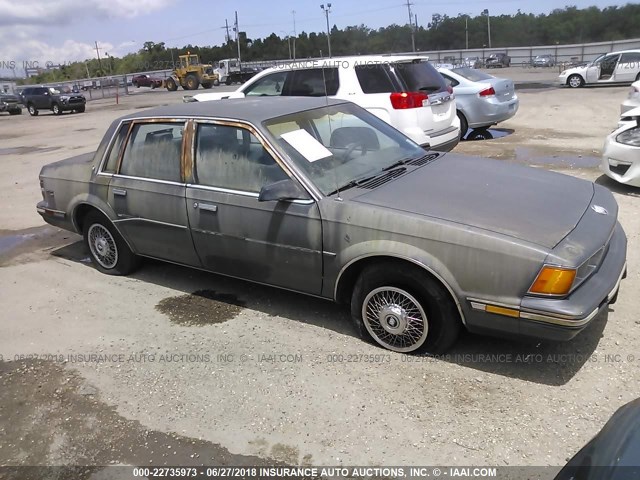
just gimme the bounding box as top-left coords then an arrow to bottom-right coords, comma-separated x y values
351,262 -> 461,354
201,82 -> 212,89
52,103 -> 61,115
83,212 -> 140,275
27,104 -> 38,116
568,74 -> 584,88
457,111 -> 468,140
9,109 -> 21,115
213,79 -> 220,87
76,106 -> 85,113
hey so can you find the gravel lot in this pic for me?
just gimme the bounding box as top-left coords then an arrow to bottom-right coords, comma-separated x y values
1,75 -> 639,475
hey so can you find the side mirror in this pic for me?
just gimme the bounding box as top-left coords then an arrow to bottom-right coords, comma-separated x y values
258,178 -> 311,202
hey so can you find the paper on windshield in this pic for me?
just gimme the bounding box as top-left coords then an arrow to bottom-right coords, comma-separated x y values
280,129 -> 332,163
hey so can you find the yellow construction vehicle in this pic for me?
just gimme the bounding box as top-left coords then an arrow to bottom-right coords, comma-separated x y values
165,53 -> 219,91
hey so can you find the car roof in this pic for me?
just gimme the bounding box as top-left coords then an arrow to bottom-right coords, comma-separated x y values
261,54 -> 431,73
117,96 -> 351,123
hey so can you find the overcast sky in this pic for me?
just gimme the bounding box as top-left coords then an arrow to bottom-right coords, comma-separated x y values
0,0 -> 632,75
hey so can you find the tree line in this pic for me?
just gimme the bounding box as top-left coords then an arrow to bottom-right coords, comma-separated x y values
24,4 -> 640,85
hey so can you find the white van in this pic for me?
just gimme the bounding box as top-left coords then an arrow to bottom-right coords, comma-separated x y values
190,55 -> 460,151
559,49 -> 640,88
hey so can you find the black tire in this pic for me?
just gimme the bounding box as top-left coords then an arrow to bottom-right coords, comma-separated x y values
225,77 -> 232,86
201,82 -> 212,89
27,104 -> 38,116
166,77 -> 178,92
568,74 -> 584,88
83,211 -> 141,275
185,74 -> 199,90
350,262 -> 461,354
457,111 -> 468,140
467,129 -> 494,141
213,79 -> 220,87
9,109 -> 21,115
77,106 -> 85,113
52,103 -> 62,115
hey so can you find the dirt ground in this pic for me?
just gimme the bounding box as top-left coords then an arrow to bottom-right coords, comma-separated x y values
1,76 -> 639,476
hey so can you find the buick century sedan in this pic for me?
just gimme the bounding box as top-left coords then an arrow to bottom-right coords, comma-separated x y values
37,97 -> 627,353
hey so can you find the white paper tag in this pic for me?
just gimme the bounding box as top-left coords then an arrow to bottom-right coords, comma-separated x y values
281,129 -> 333,163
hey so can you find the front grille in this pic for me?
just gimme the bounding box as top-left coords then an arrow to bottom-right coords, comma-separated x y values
609,161 -> 631,176
69,97 -> 85,105
358,168 -> 405,189
408,152 -> 441,166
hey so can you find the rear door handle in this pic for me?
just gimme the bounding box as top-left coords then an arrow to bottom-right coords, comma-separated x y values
113,188 -> 127,196
194,202 -> 218,213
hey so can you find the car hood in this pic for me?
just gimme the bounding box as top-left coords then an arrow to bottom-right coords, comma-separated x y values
351,154 -> 594,249
192,91 -> 246,102
0,94 -> 19,102
561,65 -> 588,75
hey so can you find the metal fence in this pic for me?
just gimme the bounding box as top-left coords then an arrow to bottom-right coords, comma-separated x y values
10,37 -> 640,100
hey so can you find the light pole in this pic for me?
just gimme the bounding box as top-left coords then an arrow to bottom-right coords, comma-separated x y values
465,15 -> 469,50
320,3 -> 332,58
482,9 -> 491,49
280,31 -> 292,59
291,10 -> 297,60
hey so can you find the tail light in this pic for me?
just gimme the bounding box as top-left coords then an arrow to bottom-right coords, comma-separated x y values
447,85 -> 454,94
390,91 -> 428,109
479,86 -> 496,97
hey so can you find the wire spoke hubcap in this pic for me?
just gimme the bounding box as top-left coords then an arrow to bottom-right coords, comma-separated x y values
88,224 -> 118,269
362,287 -> 428,352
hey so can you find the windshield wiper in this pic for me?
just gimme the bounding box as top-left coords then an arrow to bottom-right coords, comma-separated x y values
326,174 -> 378,197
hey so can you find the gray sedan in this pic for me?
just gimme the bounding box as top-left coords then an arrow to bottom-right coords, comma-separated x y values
438,66 -> 519,137
37,97 -> 627,354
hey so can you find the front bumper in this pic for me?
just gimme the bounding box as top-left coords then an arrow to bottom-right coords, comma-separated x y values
601,127 -> 640,188
466,221 -> 627,341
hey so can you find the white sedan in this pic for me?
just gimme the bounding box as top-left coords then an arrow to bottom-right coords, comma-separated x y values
602,106 -> 640,187
621,80 -> 640,117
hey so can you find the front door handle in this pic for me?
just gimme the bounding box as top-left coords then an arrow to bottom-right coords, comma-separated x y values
194,202 -> 218,213
113,188 -> 127,196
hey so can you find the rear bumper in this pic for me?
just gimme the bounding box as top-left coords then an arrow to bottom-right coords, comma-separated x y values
423,124 -> 460,152
37,201 -> 74,231
467,96 -> 519,129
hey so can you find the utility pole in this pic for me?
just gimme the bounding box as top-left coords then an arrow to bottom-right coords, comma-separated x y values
405,0 -> 416,52
224,19 -> 231,43
482,9 -> 492,48
292,10 -> 297,60
320,4 -> 332,58
234,11 -> 242,66
94,41 -> 104,76
465,16 -> 469,50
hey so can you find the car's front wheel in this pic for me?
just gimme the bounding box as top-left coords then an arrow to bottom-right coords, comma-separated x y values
568,74 -> 584,88
27,104 -> 38,116
83,212 -> 140,275
351,262 -> 461,354
52,103 -> 61,115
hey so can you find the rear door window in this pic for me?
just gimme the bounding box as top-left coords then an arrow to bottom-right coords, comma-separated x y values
286,68 -> 339,96
244,71 -> 288,96
119,122 -> 184,182
354,64 -> 400,93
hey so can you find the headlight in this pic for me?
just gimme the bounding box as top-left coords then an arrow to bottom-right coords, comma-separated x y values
528,266 -> 576,296
616,126 -> 640,147
60,95 -> 70,102
628,86 -> 640,99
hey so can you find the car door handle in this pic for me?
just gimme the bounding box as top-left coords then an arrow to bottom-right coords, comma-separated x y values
194,202 -> 217,213
113,188 -> 127,196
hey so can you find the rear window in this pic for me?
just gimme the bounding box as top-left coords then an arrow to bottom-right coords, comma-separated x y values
390,61 -> 447,94
451,67 -> 493,82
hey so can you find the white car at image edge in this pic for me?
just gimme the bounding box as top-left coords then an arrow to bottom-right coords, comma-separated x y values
188,55 -> 461,151
602,106 -> 640,187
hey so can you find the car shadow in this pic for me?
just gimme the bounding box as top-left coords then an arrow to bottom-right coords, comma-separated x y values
51,240 -> 608,386
441,307 -> 609,386
462,127 -> 514,141
595,174 -> 640,197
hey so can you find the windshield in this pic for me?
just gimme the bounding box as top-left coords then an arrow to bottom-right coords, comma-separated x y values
451,67 -> 493,82
263,103 -> 427,196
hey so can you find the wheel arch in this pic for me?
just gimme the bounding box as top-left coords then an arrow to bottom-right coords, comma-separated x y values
71,201 -> 136,254
334,253 -> 466,326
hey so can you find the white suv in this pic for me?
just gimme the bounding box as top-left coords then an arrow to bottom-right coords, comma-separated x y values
190,55 -> 460,151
